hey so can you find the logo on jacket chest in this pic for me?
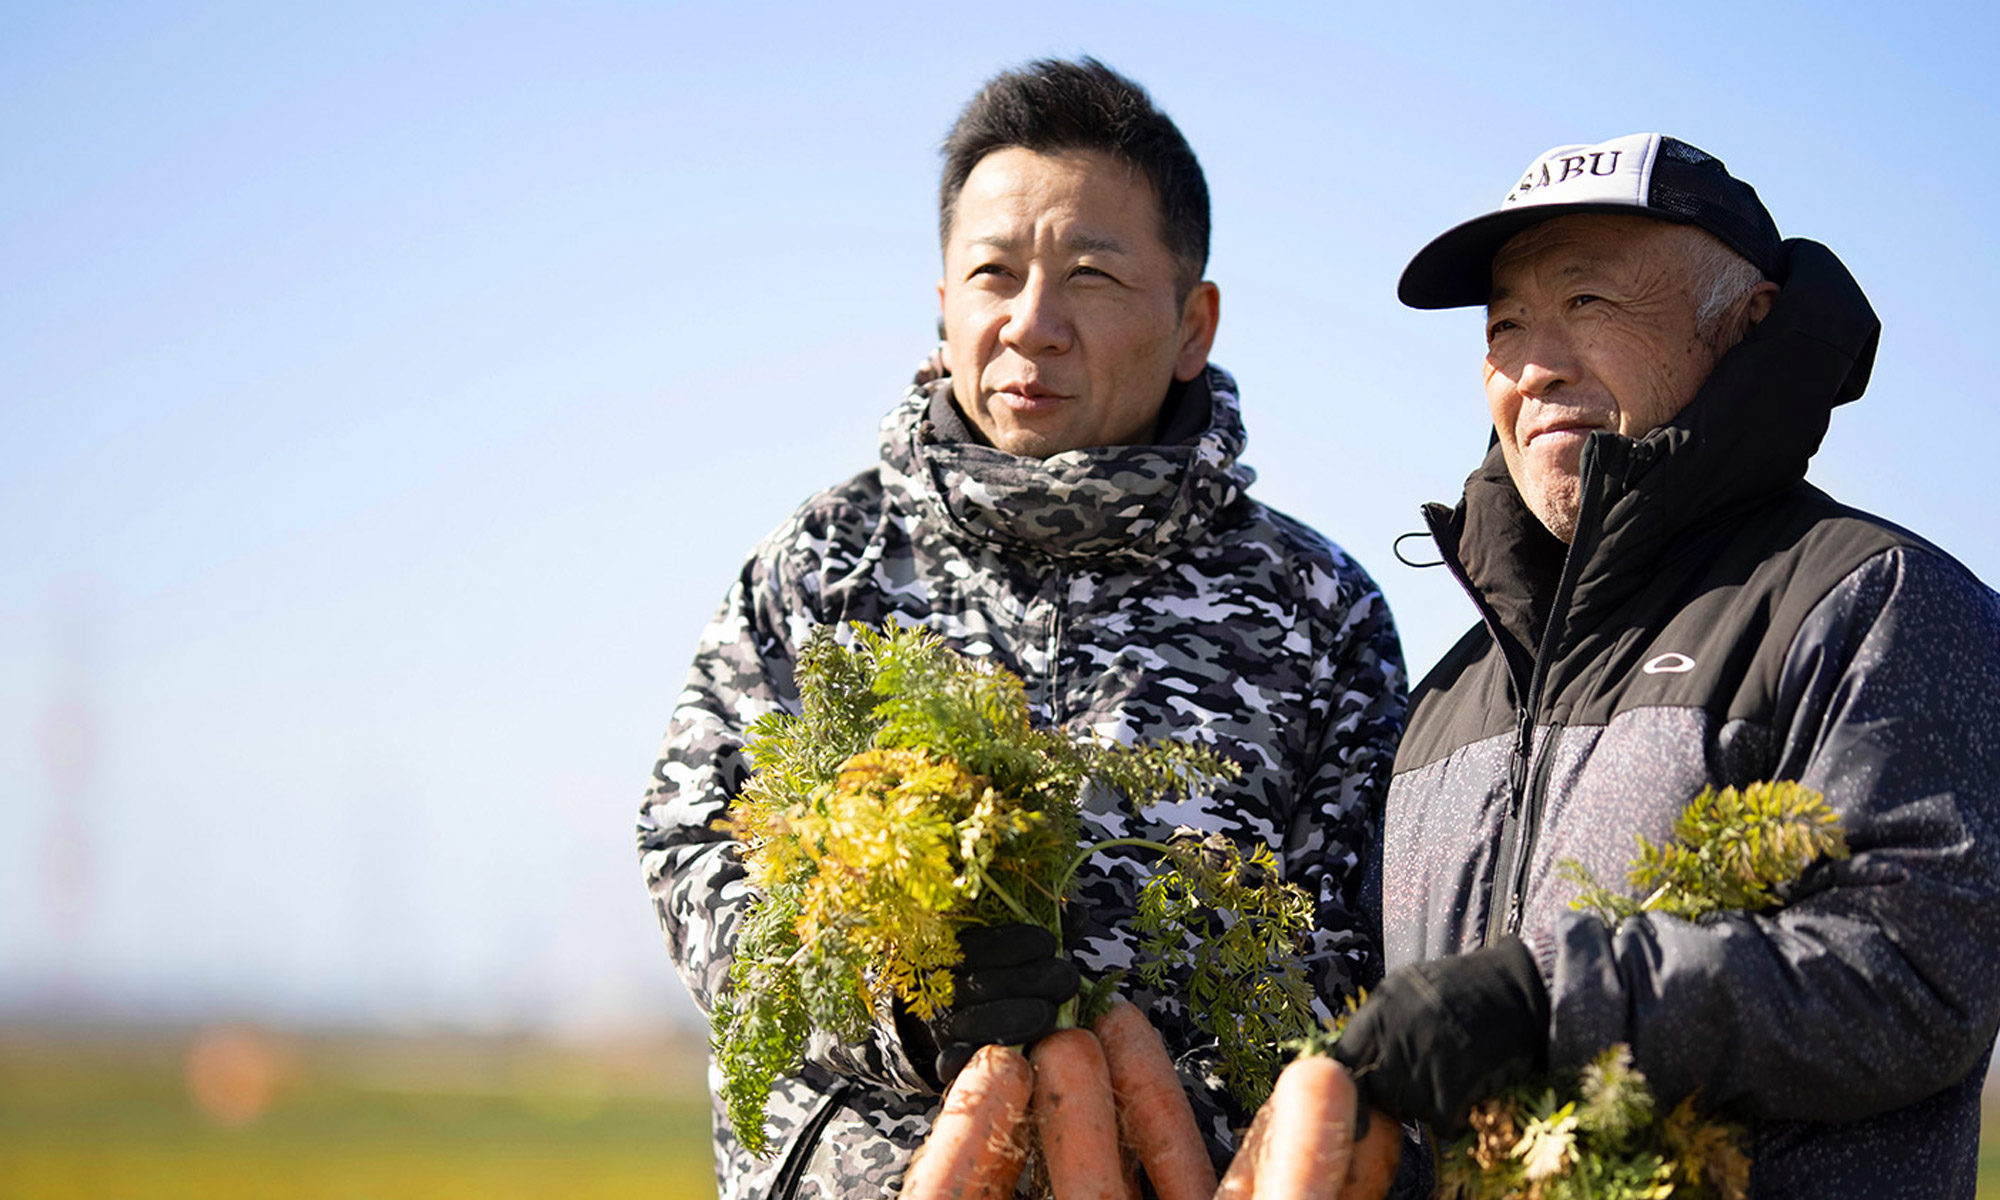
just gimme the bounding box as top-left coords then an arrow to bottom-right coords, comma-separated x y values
1642,652 -> 1697,675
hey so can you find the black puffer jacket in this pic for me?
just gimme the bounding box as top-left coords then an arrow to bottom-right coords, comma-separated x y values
1381,241 -> 2000,1198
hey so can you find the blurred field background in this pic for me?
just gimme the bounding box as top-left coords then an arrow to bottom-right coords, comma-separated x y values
0,1024 -> 716,1199
3,1023 -> 1998,1197
6,1 -> 1998,1196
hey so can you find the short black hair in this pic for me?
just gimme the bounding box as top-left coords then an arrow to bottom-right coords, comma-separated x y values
939,57 -> 1210,296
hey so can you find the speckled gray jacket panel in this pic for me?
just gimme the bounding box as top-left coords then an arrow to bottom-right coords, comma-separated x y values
639,364 -> 1407,1199
1381,241 -> 2000,1198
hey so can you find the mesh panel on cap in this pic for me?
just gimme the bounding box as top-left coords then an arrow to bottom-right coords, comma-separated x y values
1648,137 -> 1781,277
1658,137 -> 1721,168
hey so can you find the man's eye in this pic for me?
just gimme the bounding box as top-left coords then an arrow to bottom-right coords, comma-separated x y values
969,263 -> 1014,280
1570,294 -> 1603,308
1486,319 -> 1519,341
1072,265 -> 1114,281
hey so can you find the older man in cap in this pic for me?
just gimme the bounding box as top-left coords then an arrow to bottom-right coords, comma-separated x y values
1330,134 -> 2000,1196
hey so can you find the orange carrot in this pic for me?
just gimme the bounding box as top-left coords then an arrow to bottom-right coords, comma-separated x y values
903,1044 -> 1035,1200
1091,997 -> 1219,1200
1339,1103 -> 1401,1200
1031,1028 -> 1138,1200
1213,1096 -> 1268,1200
1213,1055 -> 1363,1200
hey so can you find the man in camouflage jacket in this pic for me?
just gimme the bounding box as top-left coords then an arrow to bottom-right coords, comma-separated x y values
637,59 -> 1404,1199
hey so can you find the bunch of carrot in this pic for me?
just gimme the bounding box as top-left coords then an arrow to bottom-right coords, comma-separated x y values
907,998 -> 1400,1200
904,999 -> 1210,1200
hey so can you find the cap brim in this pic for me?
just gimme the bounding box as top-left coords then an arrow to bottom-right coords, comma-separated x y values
1397,201 -> 1687,310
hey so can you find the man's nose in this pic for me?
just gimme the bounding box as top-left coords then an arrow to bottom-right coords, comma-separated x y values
1000,271 -> 1072,356
1515,327 -> 1579,398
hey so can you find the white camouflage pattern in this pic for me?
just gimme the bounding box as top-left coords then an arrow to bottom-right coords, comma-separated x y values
638,362 -> 1405,1198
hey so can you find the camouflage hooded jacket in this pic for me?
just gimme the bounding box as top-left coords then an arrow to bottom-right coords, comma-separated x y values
638,363 -> 1405,1199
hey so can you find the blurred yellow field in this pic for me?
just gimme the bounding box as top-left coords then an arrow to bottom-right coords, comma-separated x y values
0,1025 -> 718,1200
4,1025 -> 1998,1198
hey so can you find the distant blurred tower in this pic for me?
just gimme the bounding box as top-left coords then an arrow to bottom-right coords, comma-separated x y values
36,579 -> 101,962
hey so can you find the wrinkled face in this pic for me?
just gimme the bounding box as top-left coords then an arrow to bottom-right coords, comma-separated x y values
939,147 -> 1218,458
1482,214 -> 1768,542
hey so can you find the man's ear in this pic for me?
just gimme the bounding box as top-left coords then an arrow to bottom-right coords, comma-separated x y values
1173,281 -> 1221,382
937,279 -> 951,373
1744,280 -> 1780,327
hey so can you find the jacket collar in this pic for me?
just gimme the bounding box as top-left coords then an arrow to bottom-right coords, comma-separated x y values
880,363 -> 1255,563
1429,239 -> 1882,663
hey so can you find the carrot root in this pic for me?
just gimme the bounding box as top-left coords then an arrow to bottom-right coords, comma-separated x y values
1218,1055 -> 1359,1200
1340,1104 -> 1402,1200
903,1044 -> 1035,1200
1213,1084 -> 1271,1200
1030,1028 -> 1138,1200
1090,998 -> 1218,1200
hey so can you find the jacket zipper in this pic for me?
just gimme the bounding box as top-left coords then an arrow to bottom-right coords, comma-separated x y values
1038,560 -> 1068,723
1457,438 -> 1623,948
1482,632 -> 1566,945
1483,707 -> 1537,947
1483,511 -> 1594,948
1480,440 -> 1632,948
1489,716 -> 1566,943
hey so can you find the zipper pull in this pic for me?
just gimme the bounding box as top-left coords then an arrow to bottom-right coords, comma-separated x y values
1509,708 -> 1533,798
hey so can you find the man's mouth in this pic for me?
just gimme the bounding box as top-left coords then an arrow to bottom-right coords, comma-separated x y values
994,382 -> 1070,412
1525,419 -> 1603,447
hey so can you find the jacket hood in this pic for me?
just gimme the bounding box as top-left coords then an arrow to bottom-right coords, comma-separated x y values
1428,238 -> 1882,658
879,363 -> 1256,563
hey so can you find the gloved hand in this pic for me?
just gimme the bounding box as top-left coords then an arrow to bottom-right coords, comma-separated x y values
1332,935 -> 1550,1131
896,923 -> 1079,1089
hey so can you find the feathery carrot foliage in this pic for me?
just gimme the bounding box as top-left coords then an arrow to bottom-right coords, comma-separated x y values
713,622 -> 1316,1155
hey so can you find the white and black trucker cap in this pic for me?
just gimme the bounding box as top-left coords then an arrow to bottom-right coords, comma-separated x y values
1398,132 -> 1783,310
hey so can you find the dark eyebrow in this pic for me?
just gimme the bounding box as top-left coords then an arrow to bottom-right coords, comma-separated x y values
1066,232 -> 1126,254
964,232 -> 1128,255
1486,284 -> 1513,308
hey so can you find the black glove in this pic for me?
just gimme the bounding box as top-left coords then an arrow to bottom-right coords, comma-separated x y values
1332,936 -> 1550,1131
896,923 -> 1079,1089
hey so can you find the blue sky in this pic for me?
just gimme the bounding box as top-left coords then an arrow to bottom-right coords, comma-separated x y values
4,1 -> 1996,1033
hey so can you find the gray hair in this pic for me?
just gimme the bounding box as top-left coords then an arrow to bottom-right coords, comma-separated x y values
1682,226 -> 1769,344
